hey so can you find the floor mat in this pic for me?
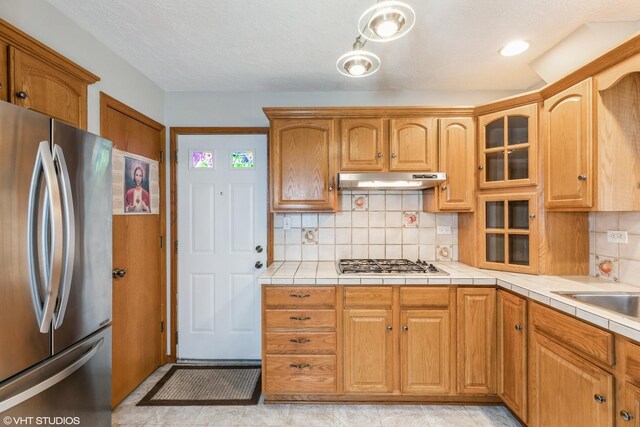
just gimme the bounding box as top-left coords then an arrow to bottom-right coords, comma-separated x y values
137,365 -> 261,406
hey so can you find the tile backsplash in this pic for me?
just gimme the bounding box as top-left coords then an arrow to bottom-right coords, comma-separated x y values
589,212 -> 640,286
273,190 -> 458,262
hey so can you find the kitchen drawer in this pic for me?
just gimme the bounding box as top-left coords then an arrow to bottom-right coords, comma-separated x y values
265,332 -> 336,354
265,309 -> 336,330
400,287 -> 450,308
344,286 -> 393,308
530,303 -> 614,366
625,339 -> 640,384
265,355 -> 336,394
264,287 -> 336,308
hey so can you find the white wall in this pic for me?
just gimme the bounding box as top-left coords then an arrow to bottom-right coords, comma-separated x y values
0,0 -> 165,133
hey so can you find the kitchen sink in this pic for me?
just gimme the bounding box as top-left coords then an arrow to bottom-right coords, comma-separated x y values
553,291 -> 640,319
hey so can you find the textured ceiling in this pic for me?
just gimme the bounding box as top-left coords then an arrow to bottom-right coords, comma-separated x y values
45,0 -> 640,92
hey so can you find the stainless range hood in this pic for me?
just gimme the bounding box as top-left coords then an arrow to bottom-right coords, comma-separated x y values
337,173 -> 446,190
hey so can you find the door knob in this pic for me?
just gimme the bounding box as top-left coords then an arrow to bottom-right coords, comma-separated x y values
377,152 -> 383,158
441,185 -> 447,191
515,324 -> 523,331
16,91 -> 28,99
255,245 -> 263,253
578,175 -> 588,181
387,325 -> 393,331
594,394 -> 607,404
391,153 -> 397,158
620,411 -> 634,421
112,268 -> 126,279
402,326 -> 408,332
255,261 -> 263,269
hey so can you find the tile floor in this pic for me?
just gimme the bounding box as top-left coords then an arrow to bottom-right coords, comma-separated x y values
112,365 -> 522,427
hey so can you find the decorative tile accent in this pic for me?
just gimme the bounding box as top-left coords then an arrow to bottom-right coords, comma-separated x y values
403,211 -> 419,227
595,255 -> 618,281
352,194 -> 368,211
301,228 -> 319,245
436,245 -> 453,261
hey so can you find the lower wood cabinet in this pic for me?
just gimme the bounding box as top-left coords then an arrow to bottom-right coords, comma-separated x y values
529,332 -> 614,427
343,309 -> 394,393
457,288 -> 496,395
620,382 -> 640,425
497,290 -> 527,422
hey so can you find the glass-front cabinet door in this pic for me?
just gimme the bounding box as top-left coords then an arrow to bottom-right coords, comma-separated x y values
479,193 -> 538,273
478,104 -> 538,189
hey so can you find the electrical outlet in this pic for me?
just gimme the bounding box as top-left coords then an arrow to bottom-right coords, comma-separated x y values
283,217 -> 291,230
607,230 -> 628,244
437,226 -> 451,235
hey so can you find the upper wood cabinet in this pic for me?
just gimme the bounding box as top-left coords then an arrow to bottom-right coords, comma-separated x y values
478,104 -> 538,189
0,19 -> 99,129
424,117 -> 475,212
389,118 -> 438,171
457,288 -> 496,395
497,291 -> 527,423
340,118 -> 385,171
270,119 -> 338,212
339,117 -> 438,172
544,78 -> 593,210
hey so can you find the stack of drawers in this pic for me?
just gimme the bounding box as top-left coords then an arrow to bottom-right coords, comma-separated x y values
263,286 -> 337,394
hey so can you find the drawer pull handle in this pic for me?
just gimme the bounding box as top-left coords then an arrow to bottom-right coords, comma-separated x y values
289,316 -> 311,321
621,411 -> 634,421
594,394 -> 607,404
289,338 -> 311,344
290,363 -> 311,369
289,293 -> 311,298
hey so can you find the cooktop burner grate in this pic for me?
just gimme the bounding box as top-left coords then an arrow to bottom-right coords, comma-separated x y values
337,259 -> 448,275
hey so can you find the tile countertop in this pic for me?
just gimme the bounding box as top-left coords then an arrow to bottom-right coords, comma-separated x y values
259,261 -> 640,343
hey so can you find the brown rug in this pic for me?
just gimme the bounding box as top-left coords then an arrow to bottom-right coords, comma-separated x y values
137,365 -> 261,406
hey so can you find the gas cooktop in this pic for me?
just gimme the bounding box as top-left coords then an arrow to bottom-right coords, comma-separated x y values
337,259 -> 448,275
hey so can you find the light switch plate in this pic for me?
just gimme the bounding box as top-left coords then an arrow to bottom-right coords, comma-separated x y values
607,230 -> 628,244
437,226 -> 451,235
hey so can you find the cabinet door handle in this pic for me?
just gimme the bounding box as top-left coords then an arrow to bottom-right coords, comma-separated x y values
328,185 -> 334,192
578,175 -> 588,181
16,91 -> 28,99
289,316 -> 311,321
289,293 -> 311,298
594,394 -> 607,404
377,152 -> 383,158
387,325 -> 393,331
620,411 -> 634,421
289,338 -> 311,344
514,324 -> 522,331
440,185 -> 447,191
402,326 -> 408,332
289,363 -> 311,369
391,153 -> 397,158
529,213 -> 536,220
478,165 -> 484,170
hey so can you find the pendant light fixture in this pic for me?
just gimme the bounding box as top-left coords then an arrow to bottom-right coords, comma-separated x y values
336,37 -> 381,78
336,0 -> 415,77
358,1 -> 416,42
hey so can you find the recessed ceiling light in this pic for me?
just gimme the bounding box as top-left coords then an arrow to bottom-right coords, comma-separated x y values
358,1 -> 416,42
499,40 -> 530,57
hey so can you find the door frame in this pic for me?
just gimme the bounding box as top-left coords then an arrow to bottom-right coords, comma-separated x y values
99,92 -> 168,362
169,127 -> 270,362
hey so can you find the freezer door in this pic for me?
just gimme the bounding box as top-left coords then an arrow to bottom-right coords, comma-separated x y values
51,121 -> 113,354
0,326 -> 111,427
0,101 -> 52,382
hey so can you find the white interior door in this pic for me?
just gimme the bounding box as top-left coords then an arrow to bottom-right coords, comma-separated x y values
177,134 -> 267,360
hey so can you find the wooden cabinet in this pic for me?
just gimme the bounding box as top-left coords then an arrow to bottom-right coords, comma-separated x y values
478,192 -> 539,274
339,117 -> 437,172
478,104 -> 538,189
0,19 -> 99,129
340,118 -> 385,171
263,286 -> 337,396
497,291 -> 527,422
343,308 -> 394,393
424,117 -> 475,212
529,332 -> 614,427
457,288 -> 496,395
544,79 -> 593,210
389,117 -> 438,171
620,382 -> 640,426
269,119 -> 338,212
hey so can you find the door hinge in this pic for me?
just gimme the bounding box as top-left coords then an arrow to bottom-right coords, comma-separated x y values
175,240 -> 178,254
159,150 -> 164,164
174,149 -> 178,163
175,331 -> 178,345
160,236 -> 164,249
160,321 -> 164,333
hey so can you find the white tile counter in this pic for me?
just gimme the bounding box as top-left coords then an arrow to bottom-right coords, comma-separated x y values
259,261 -> 640,342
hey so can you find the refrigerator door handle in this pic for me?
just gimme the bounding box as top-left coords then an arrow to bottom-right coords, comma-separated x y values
52,145 -> 75,329
27,141 -> 64,333
0,337 -> 103,413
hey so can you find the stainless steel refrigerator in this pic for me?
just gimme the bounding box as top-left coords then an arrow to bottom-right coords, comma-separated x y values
0,101 -> 112,426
